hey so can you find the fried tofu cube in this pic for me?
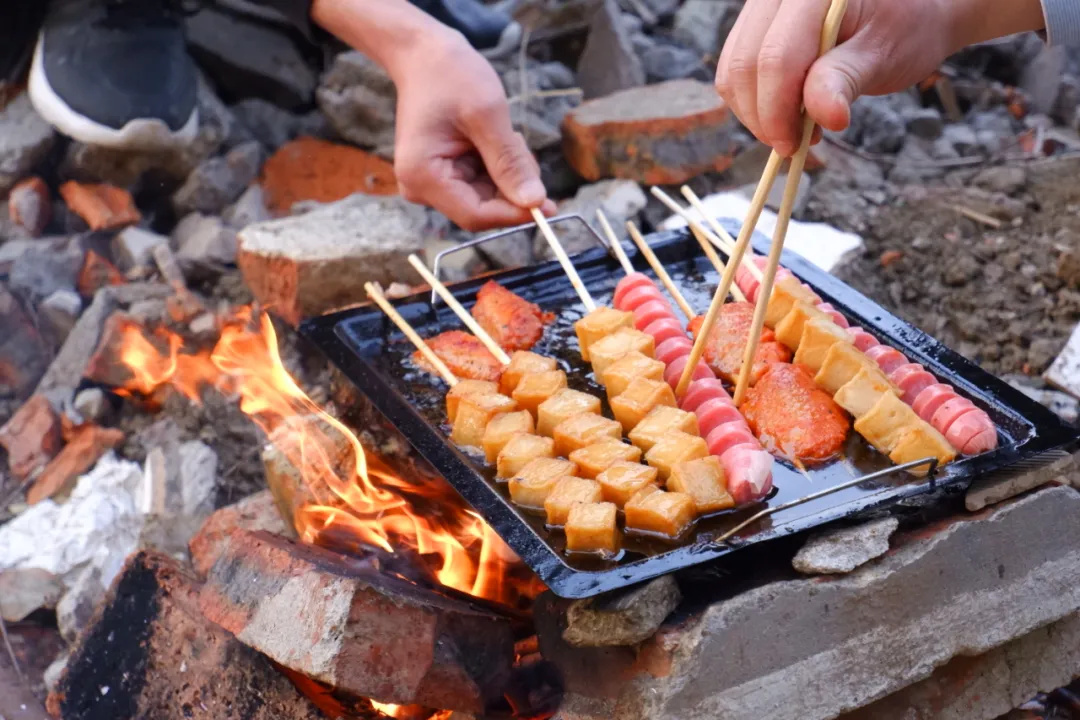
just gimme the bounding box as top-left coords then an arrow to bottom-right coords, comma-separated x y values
645,430 -> 709,481
500,351 -> 558,395
834,367 -> 895,418
597,461 -> 659,507
511,370 -> 568,418
610,377 -> 677,433
816,343 -> 892,396
481,410 -> 535,463
601,351 -> 666,398
509,458 -> 578,508
793,317 -> 854,373
667,456 -> 734,514
853,390 -> 921,454
565,502 -> 619,554
766,276 -> 821,327
589,328 -> 657,376
568,440 -> 642,479
574,306 -> 634,361
544,476 -> 603,526
628,405 -> 700,453
537,388 -> 602,437
624,485 -> 696,538
497,433 -> 556,478
889,422 -> 958,475
775,301 -> 832,351
451,393 -> 518,447
446,379 -> 499,423
553,413 -> 624,457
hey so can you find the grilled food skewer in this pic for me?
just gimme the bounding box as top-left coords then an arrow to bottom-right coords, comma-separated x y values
681,187 -> 764,283
625,222 -> 695,321
688,224 -> 748,303
734,0 -> 850,406
407,254 -> 512,365
650,187 -> 759,281
532,208 -> 597,312
596,209 -> 636,275
365,282 -> 459,386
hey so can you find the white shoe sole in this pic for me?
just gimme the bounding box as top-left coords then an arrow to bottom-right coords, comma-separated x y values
28,35 -> 198,150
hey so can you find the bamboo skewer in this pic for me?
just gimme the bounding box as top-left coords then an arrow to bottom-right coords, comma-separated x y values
365,282 -> 459,386
681,186 -> 765,282
531,208 -> 597,312
596,209 -> 635,275
625,221 -> 695,321
407,254 -> 512,365
650,187 -> 761,282
732,0 -> 850,406
688,224 -> 748,303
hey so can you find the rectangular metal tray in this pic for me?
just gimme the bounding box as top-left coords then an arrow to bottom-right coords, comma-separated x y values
300,219 -> 1080,599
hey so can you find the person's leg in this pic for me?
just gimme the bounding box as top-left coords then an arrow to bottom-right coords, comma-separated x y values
29,0 -> 199,149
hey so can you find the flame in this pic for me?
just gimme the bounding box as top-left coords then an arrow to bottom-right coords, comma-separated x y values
113,309 -> 540,608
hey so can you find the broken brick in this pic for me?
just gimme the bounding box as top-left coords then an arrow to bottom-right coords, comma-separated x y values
0,394 -> 62,481
260,136 -> 397,214
49,551 -> 324,720
83,312 -> 170,390
188,489 -> 295,578
8,176 -> 51,236
0,284 -> 50,398
76,250 -> 125,297
561,79 -> 734,185
27,424 -> 124,505
59,181 -> 141,231
198,530 -> 515,714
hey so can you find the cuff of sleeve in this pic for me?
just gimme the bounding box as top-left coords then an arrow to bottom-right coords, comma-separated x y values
1041,0 -> 1080,45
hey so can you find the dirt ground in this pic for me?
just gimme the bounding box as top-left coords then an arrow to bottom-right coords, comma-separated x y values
819,152 -> 1080,377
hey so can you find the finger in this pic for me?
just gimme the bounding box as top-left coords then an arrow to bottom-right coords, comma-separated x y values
715,0 -> 783,143
756,0 -> 832,156
461,105 -> 548,209
804,37 -> 880,133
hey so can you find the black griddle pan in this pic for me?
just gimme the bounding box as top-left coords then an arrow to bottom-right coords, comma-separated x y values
300,219 -> 1080,599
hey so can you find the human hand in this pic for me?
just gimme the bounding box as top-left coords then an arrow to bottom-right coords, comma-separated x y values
715,0 -> 1046,156
392,31 -> 556,231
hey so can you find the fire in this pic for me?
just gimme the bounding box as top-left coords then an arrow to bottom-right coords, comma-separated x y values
115,308 -> 540,608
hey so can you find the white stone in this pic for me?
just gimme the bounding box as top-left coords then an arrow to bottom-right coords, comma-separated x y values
1044,322 -> 1080,399
113,227 -> 168,270
792,517 -> 899,575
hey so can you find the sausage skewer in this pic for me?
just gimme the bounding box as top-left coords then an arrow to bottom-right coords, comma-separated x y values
625,222 -> 695,321
365,282 -> 459,387
688,224 -> 748,303
596,209 -> 636,276
532,208 -> 597,312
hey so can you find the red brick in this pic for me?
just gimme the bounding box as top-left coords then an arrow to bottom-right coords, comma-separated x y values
27,424 -> 124,505
59,181 -> 140,231
260,136 -> 397,215
188,490 -> 295,578
198,530 -> 515,714
49,551 -> 324,720
82,312 -> 170,390
76,250 -> 125,297
561,79 -> 735,185
0,394 -> 62,481
8,176 -> 51,236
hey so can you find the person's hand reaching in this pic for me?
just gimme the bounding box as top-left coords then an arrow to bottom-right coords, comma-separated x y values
714,0 -> 1047,156
392,33 -> 556,231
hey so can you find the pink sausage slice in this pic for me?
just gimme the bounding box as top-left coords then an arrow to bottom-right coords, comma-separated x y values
816,302 -> 849,328
644,317 -> 688,348
665,354 -> 715,389
735,263 -> 759,301
706,423 -> 758,458
721,446 -> 774,504
889,363 -> 937,404
695,397 -> 746,437
950,412 -> 998,454
656,336 -> 693,366
931,397 -> 978,436
620,284 -> 669,313
679,378 -> 731,413
912,384 -> 956,422
847,326 -> 880,352
633,300 -> 678,331
865,345 -> 909,375
613,272 -> 654,308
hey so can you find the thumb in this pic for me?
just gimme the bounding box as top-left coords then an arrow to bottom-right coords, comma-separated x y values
803,41 -> 879,133
471,122 -> 547,209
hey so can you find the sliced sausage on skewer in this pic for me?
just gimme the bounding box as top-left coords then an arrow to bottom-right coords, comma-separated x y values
645,317 -> 689,348
890,363 -> 938,403
912,383 -> 956,422
865,345 -> 909,375
847,327 -> 880,352
664,354 -> 715,389
679,378 -> 732,414
931,397 -> 979,436
705,423 -> 759,458
634,300 -> 678,331
620,284 -> 671,313
655,336 -> 694,365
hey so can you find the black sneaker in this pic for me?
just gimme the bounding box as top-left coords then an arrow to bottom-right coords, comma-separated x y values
411,0 -> 523,59
29,0 -> 199,149
0,4 -> 47,86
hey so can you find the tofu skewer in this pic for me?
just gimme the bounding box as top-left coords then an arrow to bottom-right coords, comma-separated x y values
364,282 -> 458,387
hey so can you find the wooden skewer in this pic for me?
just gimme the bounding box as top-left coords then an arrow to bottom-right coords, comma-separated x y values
650,187 -> 760,281
365,282 -> 459,386
732,0 -> 849,406
624,221 -> 695,321
681,186 -> 765,282
531,208 -> 597,312
406,254 -> 512,365
687,224 -> 748,303
596,209 -> 635,276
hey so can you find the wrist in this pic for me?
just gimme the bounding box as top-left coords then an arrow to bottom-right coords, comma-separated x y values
947,0 -> 1046,49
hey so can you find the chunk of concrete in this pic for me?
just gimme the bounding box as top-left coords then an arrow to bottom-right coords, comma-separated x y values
0,93 -> 55,195
563,575 -> 681,647
792,517 -> 899,575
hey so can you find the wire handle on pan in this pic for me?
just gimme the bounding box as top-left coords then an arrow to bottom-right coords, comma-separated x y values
429,213 -> 611,306
712,456 -> 939,546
